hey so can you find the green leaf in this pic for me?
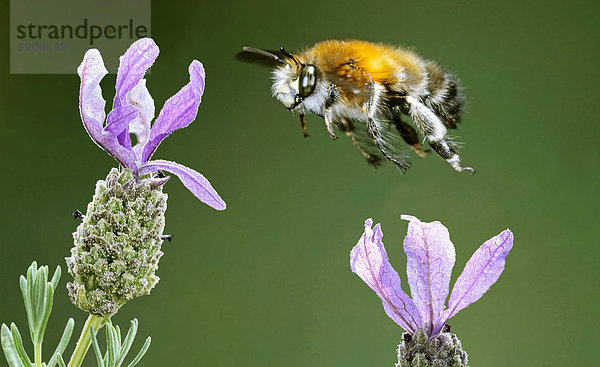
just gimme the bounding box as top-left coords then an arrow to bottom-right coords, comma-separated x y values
89,319 -> 150,367
90,326 -> 105,367
105,323 -> 118,367
37,284 -> 53,344
27,265 -> 38,328
47,319 -> 74,367
125,337 -> 150,367
9,324 -> 32,367
114,325 -> 121,345
19,274 -> 33,344
19,262 -> 63,347
1,323 -> 27,367
50,267 -> 61,292
55,353 -> 66,367
116,320 -> 137,366
31,266 -> 47,341
5,263 -> 69,367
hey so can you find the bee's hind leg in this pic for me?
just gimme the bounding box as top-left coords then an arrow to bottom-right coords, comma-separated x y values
429,139 -> 475,174
405,95 -> 475,174
392,115 -> 428,157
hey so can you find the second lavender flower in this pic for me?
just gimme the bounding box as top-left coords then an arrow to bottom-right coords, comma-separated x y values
350,215 -> 514,366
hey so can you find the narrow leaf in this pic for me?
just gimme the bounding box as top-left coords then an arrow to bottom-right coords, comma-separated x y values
125,337 -> 151,367
115,325 -> 122,348
117,320 -> 138,367
50,266 -> 61,293
47,318 -> 74,367
90,326 -> 104,367
21,269 -> 36,342
18,276 -> 28,304
37,284 -> 53,343
18,276 -> 31,333
30,268 -> 45,339
9,324 -> 32,366
55,353 -> 66,367
1,324 -> 27,367
106,323 -> 118,367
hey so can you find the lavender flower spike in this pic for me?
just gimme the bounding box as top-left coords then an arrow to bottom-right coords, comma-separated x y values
350,216 -> 513,366
78,38 -> 225,210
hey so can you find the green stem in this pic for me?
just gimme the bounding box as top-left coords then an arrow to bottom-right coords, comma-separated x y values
34,343 -> 42,367
67,314 -> 106,367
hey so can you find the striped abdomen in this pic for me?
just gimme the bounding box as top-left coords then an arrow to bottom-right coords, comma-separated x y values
421,61 -> 465,129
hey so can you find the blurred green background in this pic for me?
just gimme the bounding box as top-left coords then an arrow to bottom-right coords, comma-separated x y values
1,0 -> 599,366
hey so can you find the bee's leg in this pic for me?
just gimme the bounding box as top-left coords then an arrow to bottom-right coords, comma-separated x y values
340,118 -> 381,166
405,95 -> 475,174
323,109 -> 338,140
365,83 -> 410,171
298,113 -> 309,137
392,115 -> 428,157
429,139 -> 475,174
322,85 -> 341,140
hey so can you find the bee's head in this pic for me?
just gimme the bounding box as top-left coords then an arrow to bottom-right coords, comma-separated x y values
272,64 -> 317,110
275,47 -> 317,110
237,46 -> 317,111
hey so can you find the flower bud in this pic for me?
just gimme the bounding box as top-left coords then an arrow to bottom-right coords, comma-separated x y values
66,168 -> 168,316
396,328 -> 469,367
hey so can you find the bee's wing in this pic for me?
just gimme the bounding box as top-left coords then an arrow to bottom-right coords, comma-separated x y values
321,70 -> 371,102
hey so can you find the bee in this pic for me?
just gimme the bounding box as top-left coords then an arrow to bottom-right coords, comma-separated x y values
238,40 -> 474,173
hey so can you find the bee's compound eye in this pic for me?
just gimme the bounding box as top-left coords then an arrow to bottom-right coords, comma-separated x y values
298,65 -> 317,98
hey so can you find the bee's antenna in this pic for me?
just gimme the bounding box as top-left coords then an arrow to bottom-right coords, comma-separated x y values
240,47 -> 286,64
280,47 -> 301,67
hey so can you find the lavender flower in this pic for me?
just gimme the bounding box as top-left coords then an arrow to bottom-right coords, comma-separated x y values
350,215 -> 513,366
67,39 -> 225,317
78,37 -> 225,210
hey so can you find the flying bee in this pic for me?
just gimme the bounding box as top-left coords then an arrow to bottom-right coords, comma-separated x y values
238,40 -> 474,173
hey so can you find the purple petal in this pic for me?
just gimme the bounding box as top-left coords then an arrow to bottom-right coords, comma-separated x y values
113,38 -> 159,151
113,38 -> 159,110
138,159 -> 226,210
401,215 -> 455,335
141,60 -> 206,162
78,49 -> 107,127
440,230 -> 514,329
350,219 -> 422,333
77,49 -> 137,172
127,79 -> 155,160
105,105 -> 139,135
